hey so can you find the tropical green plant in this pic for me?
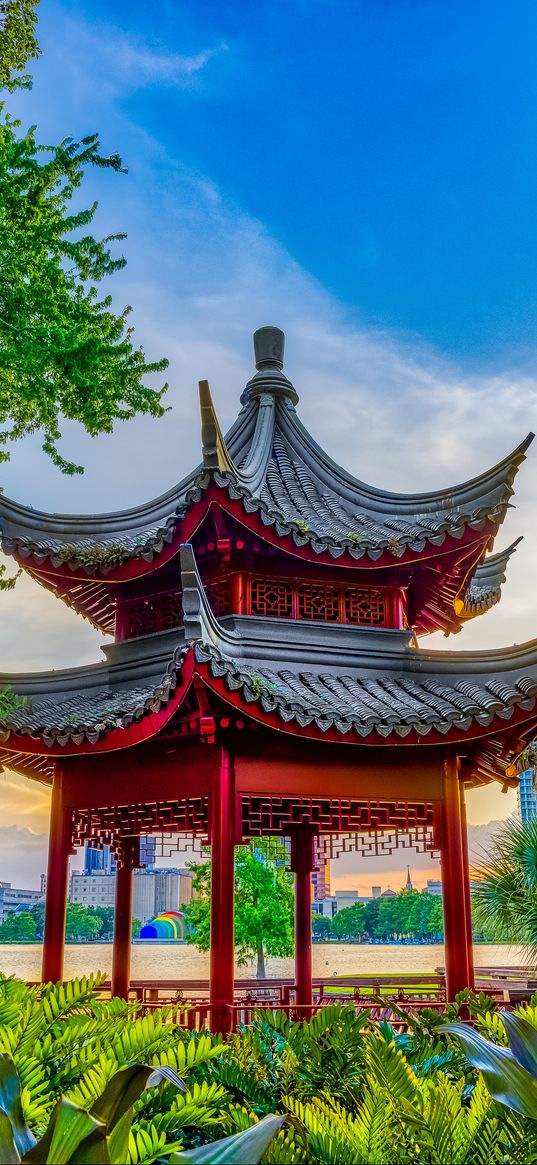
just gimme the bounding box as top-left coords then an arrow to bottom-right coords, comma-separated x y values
472,817 -> 537,961
445,1010 -> 537,1119
185,840 -> 294,978
0,1050 -> 287,1164
4,975 -> 537,1163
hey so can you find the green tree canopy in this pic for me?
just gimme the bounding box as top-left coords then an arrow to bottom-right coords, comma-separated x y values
312,914 -> 332,938
331,903 -> 365,939
0,0 -> 169,487
184,840 -> 294,978
0,909 -> 36,941
64,901 -> 102,941
0,0 -> 40,88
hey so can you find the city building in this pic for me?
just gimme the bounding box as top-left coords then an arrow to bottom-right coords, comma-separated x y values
83,844 -> 116,875
372,886 -> 382,899
426,880 -> 442,896
0,881 -> 42,924
312,856 -> 331,902
518,768 -> 537,823
69,868 -> 195,925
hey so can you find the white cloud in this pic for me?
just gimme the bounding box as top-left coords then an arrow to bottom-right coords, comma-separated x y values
0,826 -> 48,889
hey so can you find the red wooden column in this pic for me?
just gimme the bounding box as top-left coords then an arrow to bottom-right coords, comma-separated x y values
441,756 -> 471,1000
289,827 -> 316,1012
42,765 -> 71,983
111,837 -> 139,1000
459,781 -> 475,991
210,744 -> 236,1034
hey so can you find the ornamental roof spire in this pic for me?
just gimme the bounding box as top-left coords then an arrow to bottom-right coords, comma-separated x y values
241,326 -> 299,405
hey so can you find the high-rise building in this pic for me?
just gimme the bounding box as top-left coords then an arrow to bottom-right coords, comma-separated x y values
518,769 -> 537,823
139,836 -> 156,868
83,844 -> 116,875
312,857 -> 331,902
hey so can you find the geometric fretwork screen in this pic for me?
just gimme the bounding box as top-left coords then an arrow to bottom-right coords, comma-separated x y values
249,578 -> 386,625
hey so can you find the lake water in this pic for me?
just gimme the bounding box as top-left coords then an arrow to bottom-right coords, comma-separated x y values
0,943 -> 527,981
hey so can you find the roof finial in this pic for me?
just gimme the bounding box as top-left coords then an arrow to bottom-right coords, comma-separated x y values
241,326 -> 299,406
254,326 -> 285,371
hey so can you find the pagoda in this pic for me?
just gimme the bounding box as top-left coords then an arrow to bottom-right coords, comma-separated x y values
1,325 -> 536,1031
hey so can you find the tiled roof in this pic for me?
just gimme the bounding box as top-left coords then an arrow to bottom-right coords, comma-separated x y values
194,640 -> 537,740
1,543 -> 537,755
0,330 -> 532,575
0,643 -> 188,747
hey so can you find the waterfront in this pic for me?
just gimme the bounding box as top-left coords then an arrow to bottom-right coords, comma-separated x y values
0,942 -> 527,981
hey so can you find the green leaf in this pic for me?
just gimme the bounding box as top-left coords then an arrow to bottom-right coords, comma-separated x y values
0,1053 -> 36,1155
169,1115 -> 286,1164
23,1099 -> 107,1164
91,1063 -> 185,1129
444,1020 -> 537,1118
92,1064 -> 185,1165
0,1109 -> 21,1164
502,1011 -> 537,1076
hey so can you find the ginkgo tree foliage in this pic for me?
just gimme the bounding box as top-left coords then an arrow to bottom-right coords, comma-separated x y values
0,0 -> 169,476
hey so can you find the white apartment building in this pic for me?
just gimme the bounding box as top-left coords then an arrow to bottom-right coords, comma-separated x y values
69,868 -> 195,924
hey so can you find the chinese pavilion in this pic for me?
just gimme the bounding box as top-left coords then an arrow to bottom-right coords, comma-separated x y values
1,326 -> 536,1031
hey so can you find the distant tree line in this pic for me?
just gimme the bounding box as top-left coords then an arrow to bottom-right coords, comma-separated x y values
313,888 -> 510,943
0,901 -> 142,942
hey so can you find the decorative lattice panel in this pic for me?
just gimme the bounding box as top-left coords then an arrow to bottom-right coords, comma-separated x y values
242,796 -> 436,837
298,583 -> 340,621
71,797 -> 209,858
138,832 -> 208,859
345,587 -> 385,626
127,593 -> 182,638
205,579 -> 231,618
251,579 -> 293,617
128,600 -> 160,637
248,577 -> 388,626
160,594 -> 183,629
315,829 -> 438,860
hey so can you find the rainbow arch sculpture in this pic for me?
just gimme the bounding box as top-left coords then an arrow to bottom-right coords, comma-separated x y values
140,910 -> 190,940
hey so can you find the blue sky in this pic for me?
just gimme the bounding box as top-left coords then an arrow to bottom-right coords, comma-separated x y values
1,0 -> 536,885
53,0 -> 537,366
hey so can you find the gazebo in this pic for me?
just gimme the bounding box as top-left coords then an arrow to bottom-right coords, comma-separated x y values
0,326 -> 535,1031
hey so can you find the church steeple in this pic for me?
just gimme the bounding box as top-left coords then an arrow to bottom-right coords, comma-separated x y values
405,865 -> 413,892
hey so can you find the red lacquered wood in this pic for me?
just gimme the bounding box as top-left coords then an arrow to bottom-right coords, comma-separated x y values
42,765 -> 71,983
209,744 -> 236,1034
290,828 -> 315,1011
459,783 -> 475,991
441,757 -> 472,1000
111,837 -> 139,1000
